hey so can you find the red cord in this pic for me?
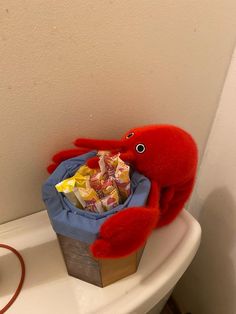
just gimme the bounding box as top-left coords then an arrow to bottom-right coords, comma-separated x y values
0,244 -> 25,314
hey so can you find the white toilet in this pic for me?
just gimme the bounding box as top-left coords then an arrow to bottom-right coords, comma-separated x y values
0,209 -> 201,314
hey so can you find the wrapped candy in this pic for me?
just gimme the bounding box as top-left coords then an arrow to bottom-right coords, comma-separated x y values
100,177 -> 119,211
99,153 -> 118,177
89,174 -> 120,211
99,152 -> 131,202
55,178 -> 82,209
101,178 -> 117,195
114,158 -> 131,202
55,165 -> 96,192
89,172 -> 105,197
55,151 -> 131,213
101,188 -> 120,211
77,187 -> 104,213
55,168 -> 93,209
77,165 -> 98,177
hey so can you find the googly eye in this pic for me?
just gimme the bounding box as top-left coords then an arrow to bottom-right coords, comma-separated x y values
126,132 -> 134,139
136,143 -> 146,153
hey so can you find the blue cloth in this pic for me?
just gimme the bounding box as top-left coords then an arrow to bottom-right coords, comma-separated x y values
42,151 -> 151,243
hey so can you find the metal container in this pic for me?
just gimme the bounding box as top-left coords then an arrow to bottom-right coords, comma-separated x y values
57,233 -> 144,287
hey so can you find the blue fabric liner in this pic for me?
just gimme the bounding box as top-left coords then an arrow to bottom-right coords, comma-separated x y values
42,151 -> 151,243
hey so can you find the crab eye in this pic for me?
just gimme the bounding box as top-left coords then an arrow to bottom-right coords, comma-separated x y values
126,132 -> 134,139
136,143 -> 146,153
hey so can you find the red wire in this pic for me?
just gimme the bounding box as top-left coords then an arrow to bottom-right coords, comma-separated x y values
0,244 -> 25,314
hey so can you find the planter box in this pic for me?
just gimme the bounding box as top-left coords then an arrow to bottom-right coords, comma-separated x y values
57,233 -> 145,287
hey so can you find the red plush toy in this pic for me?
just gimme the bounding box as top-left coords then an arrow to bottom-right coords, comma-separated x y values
48,125 -> 198,258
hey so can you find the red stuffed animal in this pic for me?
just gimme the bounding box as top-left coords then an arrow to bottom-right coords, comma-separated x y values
48,125 -> 198,258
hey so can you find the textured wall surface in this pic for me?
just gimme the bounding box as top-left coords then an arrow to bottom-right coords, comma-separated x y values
174,47 -> 236,314
1,1 -> 236,223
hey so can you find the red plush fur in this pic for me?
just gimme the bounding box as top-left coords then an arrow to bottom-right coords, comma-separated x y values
90,207 -> 158,258
47,148 -> 90,173
48,125 -> 198,258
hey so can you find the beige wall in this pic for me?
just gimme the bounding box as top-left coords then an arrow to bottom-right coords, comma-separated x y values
1,1 -> 236,224
174,47 -> 236,314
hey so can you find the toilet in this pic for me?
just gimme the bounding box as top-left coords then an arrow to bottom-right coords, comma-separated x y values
0,209 -> 201,314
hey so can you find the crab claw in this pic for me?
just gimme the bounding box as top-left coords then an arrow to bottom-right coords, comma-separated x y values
90,206 -> 159,258
74,138 -> 124,151
86,156 -> 100,169
47,163 -> 58,174
47,148 -> 91,174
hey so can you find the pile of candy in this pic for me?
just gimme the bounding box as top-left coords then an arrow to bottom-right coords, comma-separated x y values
55,152 -> 131,213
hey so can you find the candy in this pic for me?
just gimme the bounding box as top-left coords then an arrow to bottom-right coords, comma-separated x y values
98,152 -> 131,202
89,172 -> 105,197
55,178 -> 82,208
114,158 -> 131,202
77,187 -> 104,213
55,178 -> 76,193
101,188 -> 119,211
101,177 -> 117,195
76,165 -> 98,177
55,172 -> 89,193
55,170 -> 92,209
99,153 -> 119,177
55,151 -> 131,213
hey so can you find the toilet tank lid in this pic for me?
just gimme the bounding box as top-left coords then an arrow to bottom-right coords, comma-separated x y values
0,209 -> 201,314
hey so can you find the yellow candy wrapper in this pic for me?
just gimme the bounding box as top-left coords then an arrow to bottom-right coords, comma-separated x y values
55,177 -> 77,193
55,178 -> 84,208
77,187 -> 104,213
76,165 -> 98,177
101,188 -> 120,211
55,167 -> 94,209
56,174 -> 88,192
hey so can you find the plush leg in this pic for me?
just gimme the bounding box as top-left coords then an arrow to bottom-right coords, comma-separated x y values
90,207 -> 159,258
157,178 -> 195,227
91,181 -> 160,258
86,156 -> 100,169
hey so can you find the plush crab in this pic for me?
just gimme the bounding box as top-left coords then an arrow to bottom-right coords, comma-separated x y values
48,125 -> 198,258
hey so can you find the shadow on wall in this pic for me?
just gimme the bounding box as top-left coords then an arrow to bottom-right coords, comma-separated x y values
174,187 -> 236,314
